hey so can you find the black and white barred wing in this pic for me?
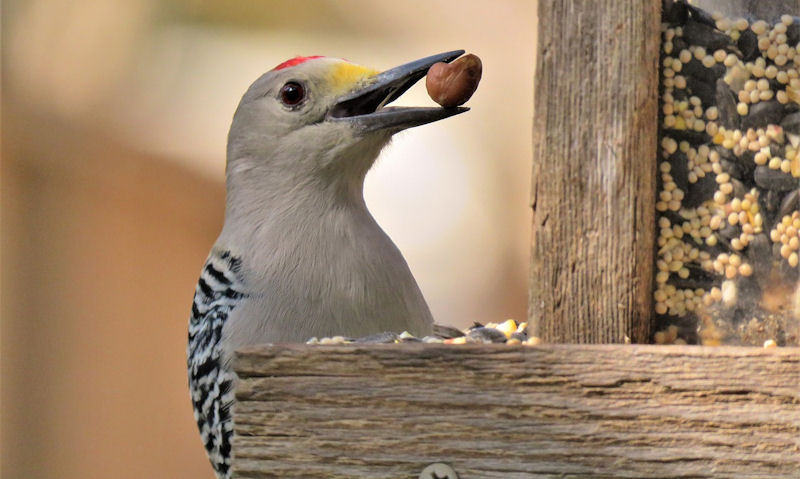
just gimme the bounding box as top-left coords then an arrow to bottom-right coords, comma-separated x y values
187,250 -> 246,479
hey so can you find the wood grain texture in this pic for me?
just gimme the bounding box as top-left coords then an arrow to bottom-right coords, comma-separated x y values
529,0 -> 661,343
232,344 -> 800,478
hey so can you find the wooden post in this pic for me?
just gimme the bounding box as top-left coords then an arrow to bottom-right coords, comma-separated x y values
529,1 -> 661,343
233,344 -> 800,478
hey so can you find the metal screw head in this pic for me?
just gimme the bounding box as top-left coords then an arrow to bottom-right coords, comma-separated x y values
419,463 -> 459,479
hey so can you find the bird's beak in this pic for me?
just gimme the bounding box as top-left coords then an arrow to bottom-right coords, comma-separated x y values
328,50 -> 469,132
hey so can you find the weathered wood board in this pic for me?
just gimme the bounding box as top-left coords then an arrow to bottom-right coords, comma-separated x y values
529,0 -> 661,344
233,344 -> 800,478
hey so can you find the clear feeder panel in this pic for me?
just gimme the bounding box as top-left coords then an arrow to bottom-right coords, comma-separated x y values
656,0 -> 800,346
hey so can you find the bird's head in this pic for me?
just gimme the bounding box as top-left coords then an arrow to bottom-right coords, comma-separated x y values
225,51 -> 468,192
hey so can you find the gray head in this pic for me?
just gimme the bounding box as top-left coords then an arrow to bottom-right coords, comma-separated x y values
224,51 -> 469,206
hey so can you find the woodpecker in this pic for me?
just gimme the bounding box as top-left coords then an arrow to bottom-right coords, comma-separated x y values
187,51 -> 469,478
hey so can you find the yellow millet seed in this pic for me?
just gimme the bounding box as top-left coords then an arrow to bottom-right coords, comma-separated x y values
738,89 -> 750,103
767,45 -> 779,60
725,264 -> 738,279
752,20 -> 768,35
739,263 -> 753,276
737,102 -> 749,115
734,18 -> 749,30
694,46 -> 707,60
766,65 -> 779,79
654,288 -> 667,302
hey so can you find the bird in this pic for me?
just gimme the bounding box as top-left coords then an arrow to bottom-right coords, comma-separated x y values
187,50 -> 469,478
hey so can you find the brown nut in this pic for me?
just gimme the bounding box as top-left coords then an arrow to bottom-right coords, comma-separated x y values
426,53 -> 482,107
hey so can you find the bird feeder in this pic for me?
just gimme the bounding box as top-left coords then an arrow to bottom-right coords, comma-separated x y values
231,2 -> 800,477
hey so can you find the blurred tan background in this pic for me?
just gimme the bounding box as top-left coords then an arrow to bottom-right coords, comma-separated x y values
1,1 -> 536,478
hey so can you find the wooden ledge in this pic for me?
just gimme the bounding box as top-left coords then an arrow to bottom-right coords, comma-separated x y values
233,344 -> 800,478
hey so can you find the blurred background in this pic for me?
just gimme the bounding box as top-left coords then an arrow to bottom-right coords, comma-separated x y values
1,1 -> 536,477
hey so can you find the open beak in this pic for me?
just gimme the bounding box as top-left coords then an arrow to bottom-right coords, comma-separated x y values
328,50 -> 469,132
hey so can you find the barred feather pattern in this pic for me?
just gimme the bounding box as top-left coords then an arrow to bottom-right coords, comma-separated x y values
187,250 -> 246,479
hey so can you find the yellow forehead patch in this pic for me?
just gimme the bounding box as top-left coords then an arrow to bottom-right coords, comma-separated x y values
327,62 -> 380,95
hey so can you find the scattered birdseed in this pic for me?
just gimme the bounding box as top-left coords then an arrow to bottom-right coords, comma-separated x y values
657,2 -> 800,346
306,320 -> 540,346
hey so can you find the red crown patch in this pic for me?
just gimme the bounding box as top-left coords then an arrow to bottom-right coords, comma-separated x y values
272,56 -> 325,71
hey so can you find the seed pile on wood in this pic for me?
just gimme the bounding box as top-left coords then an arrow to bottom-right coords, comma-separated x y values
657,1 -> 800,346
306,319 -> 540,346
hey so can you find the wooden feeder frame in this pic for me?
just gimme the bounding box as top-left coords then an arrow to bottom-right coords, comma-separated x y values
231,2 -> 800,477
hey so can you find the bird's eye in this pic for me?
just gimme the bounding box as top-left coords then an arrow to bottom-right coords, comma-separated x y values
280,82 -> 305,107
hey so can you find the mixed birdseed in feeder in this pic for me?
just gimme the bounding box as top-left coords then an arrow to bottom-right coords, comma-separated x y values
656,2 -> 800,346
